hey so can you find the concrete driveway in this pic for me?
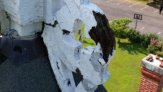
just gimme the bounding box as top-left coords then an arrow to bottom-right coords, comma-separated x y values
91,0 -> 163,37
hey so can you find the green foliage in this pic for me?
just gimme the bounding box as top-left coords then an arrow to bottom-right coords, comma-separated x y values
141,33 -> 159,48
153,0 -> 160,4
144,34 -> 158,48
127,28 -> 142,44
156,51 -> 163,57
147,38 -> 162,53
110,17 -> 132,39
147,45 -> 159,53
128,29 -> 159,48
110,17 -> 159,48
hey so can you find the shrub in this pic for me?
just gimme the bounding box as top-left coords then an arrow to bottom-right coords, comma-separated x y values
141,33 -> 158,48
147,38 -> 162,53
156,51 -> 163,57
110,17 -> 160,49
127,28 -> 142,44
110,17 -> 132,39
128,28 -> 159,48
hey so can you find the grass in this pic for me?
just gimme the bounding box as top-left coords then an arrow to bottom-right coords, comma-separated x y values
128,0 -> 148,4
74,24 -> 95,48
80,36 -> 148,91
75,25 -> 151,91
104,38 -> 148,92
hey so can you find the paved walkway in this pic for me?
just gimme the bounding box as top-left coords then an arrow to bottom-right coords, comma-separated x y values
91,0 -> 163,37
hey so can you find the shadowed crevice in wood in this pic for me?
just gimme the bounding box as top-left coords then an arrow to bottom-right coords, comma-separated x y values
89,11 -> 115,63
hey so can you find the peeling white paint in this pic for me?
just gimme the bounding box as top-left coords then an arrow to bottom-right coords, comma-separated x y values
0,0 -> 114,92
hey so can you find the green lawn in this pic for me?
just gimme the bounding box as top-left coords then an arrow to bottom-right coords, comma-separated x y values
129,0 -> 148,4
104,39 -> 148,92
77,27 -> 149,92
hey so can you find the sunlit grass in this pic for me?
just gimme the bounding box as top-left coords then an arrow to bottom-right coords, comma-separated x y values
74,25 -> 149,91
104,38 -> 148,92
74,24 -> 95,48
128,0 -> 148,4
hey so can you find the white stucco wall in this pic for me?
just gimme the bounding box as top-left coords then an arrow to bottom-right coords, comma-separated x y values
1,0 -> 44,25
